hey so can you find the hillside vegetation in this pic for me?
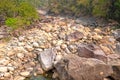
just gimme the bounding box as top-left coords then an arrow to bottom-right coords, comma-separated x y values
0,0 -> 120,30
0,0 -> 39,30
47,0 -> 120,22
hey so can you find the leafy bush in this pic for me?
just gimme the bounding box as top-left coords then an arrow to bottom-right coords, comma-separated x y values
92,0 -> 110,17
5,18 -> 17,29
0,0 -> 39,30
113,0 -> 120,22
18,2 -> 38,20
5,18 -> 25,30
0,0 -> 16,17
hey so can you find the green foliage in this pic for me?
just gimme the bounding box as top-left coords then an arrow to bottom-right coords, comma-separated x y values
92,0 -> 110,17
0,0 -> 16,17
18,2 -> 38,20
5,18 -> 18,29
113,0 -> 120,22
47,0 -> 111,17
0,0 -> 39,30
47,0 -> 120,22
5,17 -> 26,30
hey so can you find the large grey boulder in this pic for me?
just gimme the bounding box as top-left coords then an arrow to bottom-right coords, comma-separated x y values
77,44 -> 107,62
38,48 -> 56,71
107,54 -> 120,80
54,54 -> 113,80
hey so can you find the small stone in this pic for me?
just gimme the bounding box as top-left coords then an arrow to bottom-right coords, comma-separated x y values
36,68 -> 44,75
18,36 -> 25,42
18,42 -> 25,46
25,45 -> 34,52
35,48 -> 43,52
64,47 -> 71,54
0,66 -> 8,72
61,44 -> 67,49
52,40 -> 57,45
55,55 -> 63,62
4,72 -> 11,77
14,76 -> 25,80
104,78 -> 111,80
17,53 -> 24,58
58,33 -> 66,40
100,45 -> 111,55
68,44 -> 77,53
7,67 -> 14,71
36,64 -> 44,75
29,61 -> 36,67
7,50 -> 15,56
0,58 -> 9,65
20,71 -> 30,77
33,42 -> 39,48
27,67 -> 33,71
94,28 -> 102,33
56,40 -> 64,46
92,34 -> 103,40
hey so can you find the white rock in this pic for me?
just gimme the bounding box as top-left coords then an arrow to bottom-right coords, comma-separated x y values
18,36 -> 25,41
20,71 -> 30,77
7,67 -> 15,71
25,45 -> 34,52
0,66 -> 8,72
35,48 -> 43,52
55,55 -> 63,61
17,53 -> 24,58
61,44 -> 67,49
0,58 -> 9,65
38,48 -> 56,71
18,42 -> 25,46
33,42 -> 39,48
56,40 -> 63,46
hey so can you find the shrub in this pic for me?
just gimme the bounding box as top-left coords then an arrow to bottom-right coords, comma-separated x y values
18,2 -> 38,20
92,0 -> 110,17
113,0 -> 120,22
5,18 -> 18,30
0,0 -> 39,30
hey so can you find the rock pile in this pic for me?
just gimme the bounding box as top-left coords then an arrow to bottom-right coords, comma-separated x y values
0,15 -> 119,80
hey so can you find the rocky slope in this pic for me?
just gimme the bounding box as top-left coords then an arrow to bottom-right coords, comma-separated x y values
0,14 -> 120,80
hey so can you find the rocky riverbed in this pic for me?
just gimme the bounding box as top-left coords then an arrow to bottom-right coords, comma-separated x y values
0,14 -> 120,80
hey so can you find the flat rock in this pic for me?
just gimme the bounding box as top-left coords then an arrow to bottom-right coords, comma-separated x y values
20,71 -> 30,77
77,44 -> 107,62
66,31 -> 84,42
54,54 -> 113,80
38,48 -> 56,71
